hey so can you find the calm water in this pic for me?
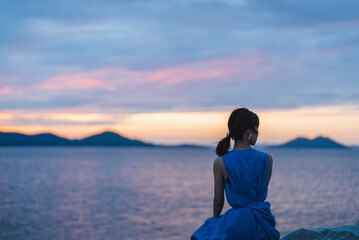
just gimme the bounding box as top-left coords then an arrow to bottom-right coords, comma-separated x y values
0,147 -> 358,240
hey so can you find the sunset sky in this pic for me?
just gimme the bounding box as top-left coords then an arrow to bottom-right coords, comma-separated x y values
1,0 -> 358,146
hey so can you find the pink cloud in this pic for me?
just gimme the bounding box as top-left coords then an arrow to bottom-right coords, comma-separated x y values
120,57 -> 271,85
35,71 -> 116,91
0,87 -> 11,95
34,56 -> 272,91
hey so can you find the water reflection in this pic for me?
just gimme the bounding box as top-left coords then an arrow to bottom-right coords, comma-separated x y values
0,147 -> 358,239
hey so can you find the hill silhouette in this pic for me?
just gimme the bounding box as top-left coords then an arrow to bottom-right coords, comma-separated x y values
275,136 -> 349,149
0,132 -> 71,146
71,131 -> 154,147
0,131 -> 205,148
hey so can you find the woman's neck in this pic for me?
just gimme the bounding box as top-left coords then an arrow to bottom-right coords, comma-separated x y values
233,140 -> 251,150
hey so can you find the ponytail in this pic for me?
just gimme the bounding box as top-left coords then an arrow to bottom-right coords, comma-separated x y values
216,135 -> 231,157
216,108 -> 259,156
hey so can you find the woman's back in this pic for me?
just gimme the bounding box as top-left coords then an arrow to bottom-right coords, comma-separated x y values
222,148 -> 269,208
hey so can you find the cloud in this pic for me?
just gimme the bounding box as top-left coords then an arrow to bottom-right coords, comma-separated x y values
32,56 -> 268,90
0,0 -> 357,113
0,87 -> 11,95
0,95 -> 98,110
35,71 -> 115,91
0,111 -> 120,126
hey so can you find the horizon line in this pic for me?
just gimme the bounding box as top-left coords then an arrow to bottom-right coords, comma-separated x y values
0,129 -> 355,147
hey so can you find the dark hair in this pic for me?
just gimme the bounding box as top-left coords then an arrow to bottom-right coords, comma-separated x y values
216,108 -> 259,156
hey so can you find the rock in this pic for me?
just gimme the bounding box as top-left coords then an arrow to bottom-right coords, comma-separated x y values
281,225 -> 359,240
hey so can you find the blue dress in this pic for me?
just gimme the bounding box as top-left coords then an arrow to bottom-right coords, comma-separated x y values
191,149 -> 280,240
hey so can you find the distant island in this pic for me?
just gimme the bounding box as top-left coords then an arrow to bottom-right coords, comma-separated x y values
273,136 -> 350,149
0,131 -> 207,148
0,131 -> 352,149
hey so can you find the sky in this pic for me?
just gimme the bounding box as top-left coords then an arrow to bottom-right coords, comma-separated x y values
0,0 -> 358,145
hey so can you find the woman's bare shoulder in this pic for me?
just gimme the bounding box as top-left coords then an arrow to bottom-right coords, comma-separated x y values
213,157 -> 224,169
213,157 -> 228,179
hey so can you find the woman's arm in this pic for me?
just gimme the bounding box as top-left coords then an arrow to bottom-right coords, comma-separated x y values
213,157 -> 225,218
268,154 -> 273,185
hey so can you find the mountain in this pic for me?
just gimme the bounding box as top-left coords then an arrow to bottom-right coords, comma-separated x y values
275,136 -> 349,149
0,132 -> 71,146
71,131 -> 154,147
0,131 -> 154,147
0,131 -> 205,148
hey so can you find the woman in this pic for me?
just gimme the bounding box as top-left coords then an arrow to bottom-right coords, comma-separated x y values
191,108 -> 280,240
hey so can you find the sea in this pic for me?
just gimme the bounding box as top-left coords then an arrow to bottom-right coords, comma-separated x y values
0,146 -> 358,240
